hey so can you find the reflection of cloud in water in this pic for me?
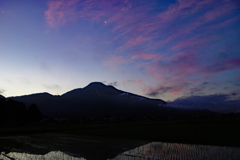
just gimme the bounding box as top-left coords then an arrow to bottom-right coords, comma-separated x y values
0,151 -> 86,160
110,142 -> 240,160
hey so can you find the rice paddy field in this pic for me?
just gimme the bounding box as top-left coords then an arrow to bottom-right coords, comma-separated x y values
110,142 -> 240,160
0,133 -> 149,160
1,139 -> 240,160
0,120 -> 240,159
0,151 -> 86,160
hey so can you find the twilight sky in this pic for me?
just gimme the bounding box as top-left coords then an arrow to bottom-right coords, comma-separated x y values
0,0 -> 240,102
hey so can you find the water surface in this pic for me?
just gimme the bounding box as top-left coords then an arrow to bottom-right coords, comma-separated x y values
1,133 -> 240,160
0,133 -> 148,160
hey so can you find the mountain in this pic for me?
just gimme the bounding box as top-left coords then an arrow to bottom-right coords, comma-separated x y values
0,95 -> 5,99
8,82 -> 212,118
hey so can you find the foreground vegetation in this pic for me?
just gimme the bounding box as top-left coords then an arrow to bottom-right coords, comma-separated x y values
0,116 -> 240,148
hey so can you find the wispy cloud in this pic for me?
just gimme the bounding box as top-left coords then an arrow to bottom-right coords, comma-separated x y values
143,80 -> 193,97
201,58 -> 240,75
44,0 -> 132,28
40,62 -> 51,72
0,89 -> 5,94
143,52 -> 240,97
170,36 -> 208,51
45,0 -> 80,28
104,55 -> 127,70
42,84 -> 61,90
131,52 -> 159,60
145,86 -> 173,97
45,0 -> 240,99
108,81 -> 118,87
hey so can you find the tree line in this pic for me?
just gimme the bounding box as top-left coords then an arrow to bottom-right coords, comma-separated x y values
0,98 -> 43,126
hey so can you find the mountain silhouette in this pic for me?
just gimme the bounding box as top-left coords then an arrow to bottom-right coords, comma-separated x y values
0,94 -> 5,99
8,82 -> 212,118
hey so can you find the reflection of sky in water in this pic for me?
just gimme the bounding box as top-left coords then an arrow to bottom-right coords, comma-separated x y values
0,151 -> 86,160
0,134 -> 148,160
1,135 -> 240,160
110,142 -> 240,160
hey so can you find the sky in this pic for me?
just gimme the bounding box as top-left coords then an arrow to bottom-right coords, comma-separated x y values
0,0 -> 240,105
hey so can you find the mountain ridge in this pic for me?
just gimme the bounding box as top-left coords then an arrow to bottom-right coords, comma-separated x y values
7,82 -> 212,118
0,95 -> 5,99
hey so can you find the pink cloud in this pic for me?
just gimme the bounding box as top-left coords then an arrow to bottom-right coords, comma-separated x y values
134,0 -> 239,98
45,0 -> 239,54
201,58 -> 240,75
61,84 -> 67,87
171,37 -> 209,51
170,85 -> 188,95
44,0 -> 107,28
143,56 -> 240,97
134,80 -> 144,85
45,0 -> 135,28
140,49 -> 200,83
44,0 -> 240,99
116,36 -> 152,52
131,52 -> 159,60
104,55 -> 127,70
153,0 -> 239,48
226,59 -> 240,68
142,76 -> 205,97
160,50 -> 199,75
209,15 -> 240,30
140,46 -> 239,97
145,64 -> 166,81
202,1 -> 238,21
142,82 -> 187,97
45,0 -> 80,28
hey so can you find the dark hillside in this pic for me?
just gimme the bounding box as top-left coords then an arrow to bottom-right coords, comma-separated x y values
8,82 -> 213,119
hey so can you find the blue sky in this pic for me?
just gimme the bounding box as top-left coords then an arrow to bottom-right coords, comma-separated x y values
0,0 -> 240,102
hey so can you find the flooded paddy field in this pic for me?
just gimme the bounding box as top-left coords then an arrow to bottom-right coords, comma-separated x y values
0,133 -> 149,160
111,142 -> 240,160
0,134 -> 240,160
1,121 -> 240,159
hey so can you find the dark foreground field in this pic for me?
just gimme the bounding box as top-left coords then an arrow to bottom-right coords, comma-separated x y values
1,118 -> 240,148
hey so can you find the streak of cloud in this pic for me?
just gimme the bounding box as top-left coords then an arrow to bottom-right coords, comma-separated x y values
131,52 -> 159,60
108,81 -> 118,87
45,0 -> 80,28
0,89 -> 5,94
42,84 -> 61,90
44,0 -> 240,99
104,55 -> 127,70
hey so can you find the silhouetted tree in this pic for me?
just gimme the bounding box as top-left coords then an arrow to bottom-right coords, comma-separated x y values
0,99 -> 27,125
15,101 -> 27,124
0,98 -> 44,126
27,104 -> 43,123
0,98 -> 6,125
